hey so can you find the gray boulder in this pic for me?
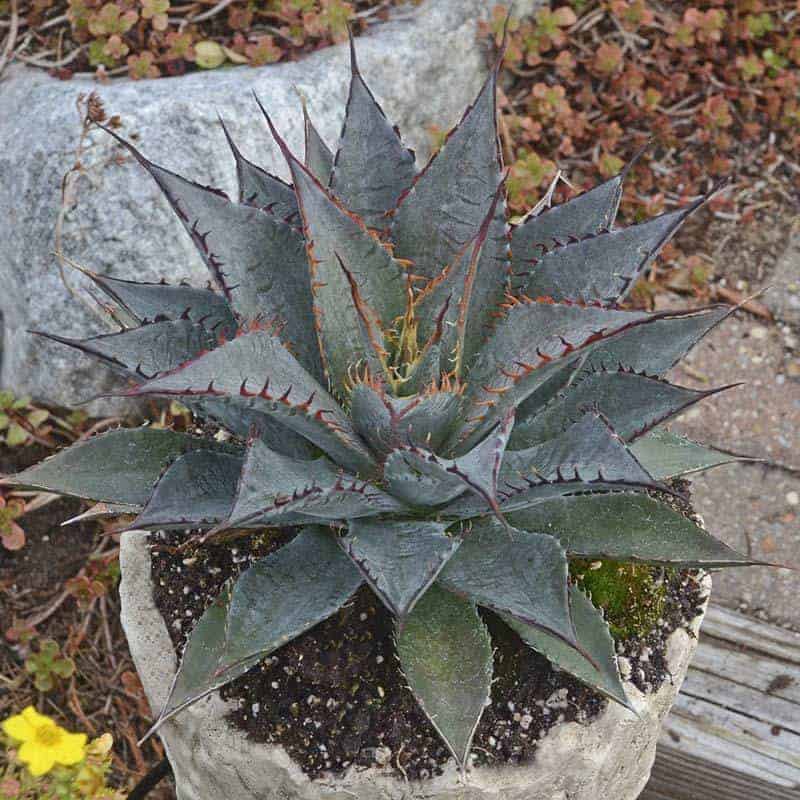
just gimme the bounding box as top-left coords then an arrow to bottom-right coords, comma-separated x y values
763,231 -> 800,329
0,0 -> 540,413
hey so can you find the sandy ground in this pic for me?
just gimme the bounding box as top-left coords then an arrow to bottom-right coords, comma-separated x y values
666,298 -> 800,630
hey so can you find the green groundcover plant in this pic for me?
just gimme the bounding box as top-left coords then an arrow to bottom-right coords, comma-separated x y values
8,36 -> 761,768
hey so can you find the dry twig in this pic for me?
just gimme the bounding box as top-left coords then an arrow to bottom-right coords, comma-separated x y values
0,0 -> 20,80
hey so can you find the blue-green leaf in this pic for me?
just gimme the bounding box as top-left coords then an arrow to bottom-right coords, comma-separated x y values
510,305 -> 732,431
513,202 -> 701,304
630,429 -> 756,479
329,35 -> 416,230
447,412 -> 660,518
151,527 -> 362,732
396,584 -> 492,769
342,519 -> 459,618
3,428 -> 239,506
218,437 -> 405,531
511,369 -> 728,448
412,183 -> 508,374
350,383 -> 462,457
438,517 -> 577,648
384,409 -> 514,509
126,329 -> 377,476
392,62 -> 509,373
303,101 -> 334,185
391,61 -> 505,283
502,412 -> 654,484
263,110 -> 408,398
191,398 -> 316,460
37,319 -> 217,380
501,585 -> 632,710
100,126 -> 322,380
221,437 -> 340,529
219,116 -> 298,219
507,492 -> 756,566
510,171 -> 624,256
77,269 -> 236,331
458,300 -> 650,450
584,305 -> 730,376
133,450 -> 242,530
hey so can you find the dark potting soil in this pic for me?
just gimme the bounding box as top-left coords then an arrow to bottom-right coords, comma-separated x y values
0,444 -> 98,593
150,526 -> 706,782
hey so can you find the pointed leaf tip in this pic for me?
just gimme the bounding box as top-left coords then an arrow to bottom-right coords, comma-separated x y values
96,122 -> 151,172
154,527 -> 362,731
511,165 -> 627,260
460,302 -> 652,448
330,31 -> 415,229
392,52 -> 505,285
218,113 -> 297,215
100,122 -> 319,378
397,585 -> 492,769
508,492 -> 758,567
70,272 -> 236,333
342,519 -> 459,619
439,517 -> 577,648
502,585 -> 633,712
217,113 -> 238,154
347,24 -> 358,72
254,93 -> 296,167
514,199 -> 705,305
38,319 -> 220,382
511,370 -> 739,449
630,429 -> 759,480
6,428 -> 240,507
301,98 -> 334,185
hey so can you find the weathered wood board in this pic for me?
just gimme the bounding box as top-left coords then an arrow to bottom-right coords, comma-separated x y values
641,603 -> 800,799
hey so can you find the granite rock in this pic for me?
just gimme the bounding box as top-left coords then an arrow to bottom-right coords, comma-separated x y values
0,0 -> 540,412
763,231 -> 800,329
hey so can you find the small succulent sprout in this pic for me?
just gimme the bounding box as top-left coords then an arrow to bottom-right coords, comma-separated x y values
0,391 -> 50,449
0,495 -> 26,551
24,640 -> 76,693
7,35 -> 764,769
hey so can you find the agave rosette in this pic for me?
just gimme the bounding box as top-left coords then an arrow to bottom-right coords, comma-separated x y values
9,39 -> 756,766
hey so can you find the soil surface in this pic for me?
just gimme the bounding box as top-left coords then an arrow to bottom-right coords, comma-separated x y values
0,445 -> 97,593
150,529 -> 705,781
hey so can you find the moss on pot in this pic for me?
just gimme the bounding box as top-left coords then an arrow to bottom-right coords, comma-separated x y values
572,561 -> 670,641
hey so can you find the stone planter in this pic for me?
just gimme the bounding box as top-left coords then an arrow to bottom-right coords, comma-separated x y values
120,531 -> 711,800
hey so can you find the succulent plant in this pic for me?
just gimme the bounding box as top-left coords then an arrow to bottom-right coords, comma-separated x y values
8,38 -> 759,769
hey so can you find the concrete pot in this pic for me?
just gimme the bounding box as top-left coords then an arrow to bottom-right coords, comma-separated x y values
120,531 -> 710,800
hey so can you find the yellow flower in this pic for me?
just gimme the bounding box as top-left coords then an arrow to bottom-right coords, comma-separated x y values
2,706 -> 87,776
